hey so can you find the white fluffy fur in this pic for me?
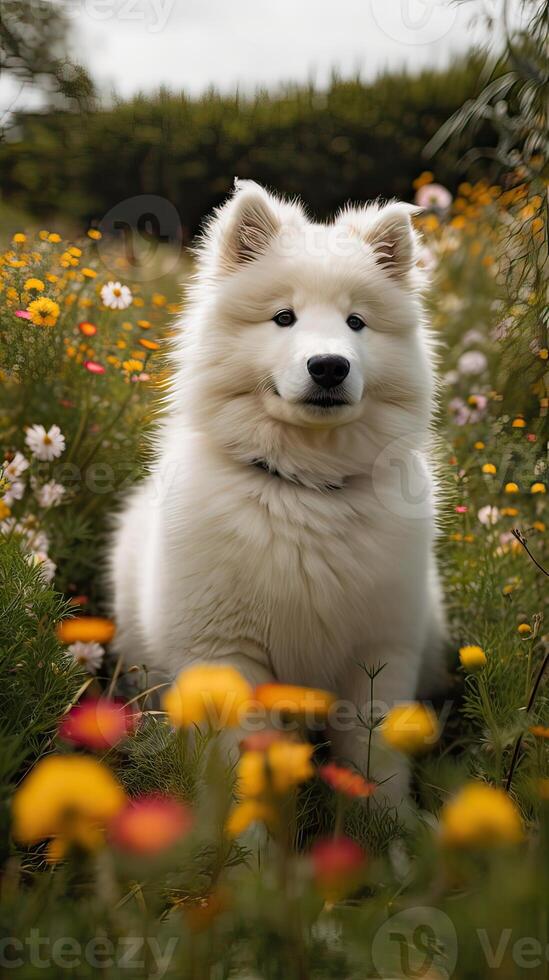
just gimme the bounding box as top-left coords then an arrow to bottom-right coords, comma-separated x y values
111,180 -> 447,807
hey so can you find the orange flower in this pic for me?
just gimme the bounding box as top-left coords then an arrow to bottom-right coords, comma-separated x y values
79,321 -> 97,336
530,725 -> 549,739
109,795 -> 193,855
319,763 -> 376,799
58,699 -> 138,751
57,617 -> 116,644
138,338 -> 160,351
254,683 -> 335,716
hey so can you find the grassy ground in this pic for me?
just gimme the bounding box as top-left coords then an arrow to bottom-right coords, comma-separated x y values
0,173 -> 547,978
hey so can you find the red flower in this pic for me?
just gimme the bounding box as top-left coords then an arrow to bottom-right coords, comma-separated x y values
319,763 -> 376,799
58,699 -> 137,751
84,360 -> 105,374
310,837 -> 366,899
109,795 -> 193,855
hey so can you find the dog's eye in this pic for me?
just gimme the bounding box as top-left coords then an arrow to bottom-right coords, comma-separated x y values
273,309 -> 296,327
346,313 -> 366,332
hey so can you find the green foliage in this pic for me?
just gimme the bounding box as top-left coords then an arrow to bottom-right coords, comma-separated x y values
0,54 -> 497,235
0,536 -> 82,859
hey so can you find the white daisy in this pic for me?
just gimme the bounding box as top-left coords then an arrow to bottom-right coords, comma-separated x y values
3,452 -> 29,481
33,479 -> 66,508
66,641 -> 105,673
101,281 -> 132,310
25,424 -> 66,461
28,551 -> 56,583
2,479 -> 25,505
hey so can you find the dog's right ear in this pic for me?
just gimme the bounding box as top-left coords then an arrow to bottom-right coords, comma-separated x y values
220,180 -> 281,270
199,180 -> 303,276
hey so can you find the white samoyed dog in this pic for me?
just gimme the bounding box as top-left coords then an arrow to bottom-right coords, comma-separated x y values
111,180 -> 448,808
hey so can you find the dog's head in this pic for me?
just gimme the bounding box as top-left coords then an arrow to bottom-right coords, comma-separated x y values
177,181 -> 435,482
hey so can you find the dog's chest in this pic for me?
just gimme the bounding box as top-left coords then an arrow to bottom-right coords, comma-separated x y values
213,480 -> 393,677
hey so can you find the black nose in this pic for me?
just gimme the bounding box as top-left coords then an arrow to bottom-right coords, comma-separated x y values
307,355 -> 350,389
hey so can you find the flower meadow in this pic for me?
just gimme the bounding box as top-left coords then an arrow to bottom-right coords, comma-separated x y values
0,163 -> 548,979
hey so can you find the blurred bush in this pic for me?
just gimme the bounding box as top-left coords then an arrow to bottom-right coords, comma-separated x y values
0,54 -> 497,238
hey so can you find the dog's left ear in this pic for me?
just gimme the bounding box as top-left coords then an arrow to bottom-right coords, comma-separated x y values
340,202 -> 421,281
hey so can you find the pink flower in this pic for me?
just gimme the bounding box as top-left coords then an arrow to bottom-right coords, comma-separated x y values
414,183 -> 452,211
84,361 -> 105,374
15,310 -> 32,320
58,699 -> 138,751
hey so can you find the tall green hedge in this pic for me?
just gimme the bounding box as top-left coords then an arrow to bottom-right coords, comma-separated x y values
0,54 -> 495,238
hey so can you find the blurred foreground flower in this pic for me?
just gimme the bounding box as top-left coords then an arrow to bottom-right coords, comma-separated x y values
310,836 -> 366,902
440,783 -> 523,847
58,698 -> 137,750
254,682 -> 335,717
109,795 -> 193,855
57,616 -> 116,645
12,755 -> 126,862
381,703 -> 439,754
164,663 -> 253,728
228,738 -> 314,836
459,645 -> 487,671
320,763 -> 376,799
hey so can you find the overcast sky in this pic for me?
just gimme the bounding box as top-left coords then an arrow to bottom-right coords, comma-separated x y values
2,0 -> 515,112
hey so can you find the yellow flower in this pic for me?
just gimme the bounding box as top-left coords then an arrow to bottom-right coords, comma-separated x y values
440,783 -> 523,847
122,358 -> 143,373
504,482 -> 519,493
69,246 -> 82,257
137,319 -> 152,329
27,297 -> 60,328
539,349 -> 549,360
459,645 -> 486,671
512,418 -> 526,428
500,507 -> 518,517
225,799 -> 274,837
87,229 -> 102,240
531,483 -> 546,494
533,521 -> 545,532
152,292 -> 167,306
81,267 -> 97,278
381,703 -> 439,755
12,232 -> 26,244
48,233 -> 61,243
24,278 -> 45,292
482,463 -> 497,475
12,755 -> 126,861
163,663 -> 253,729
518,623 -> 532,635
46,273 -> 59,283
0,500 -> 11,521
268,740 -> 314,793
474,441 -> 485,450
39,230 -> 50,241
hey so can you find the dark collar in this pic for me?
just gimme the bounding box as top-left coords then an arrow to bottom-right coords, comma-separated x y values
252,458 -> 345,491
